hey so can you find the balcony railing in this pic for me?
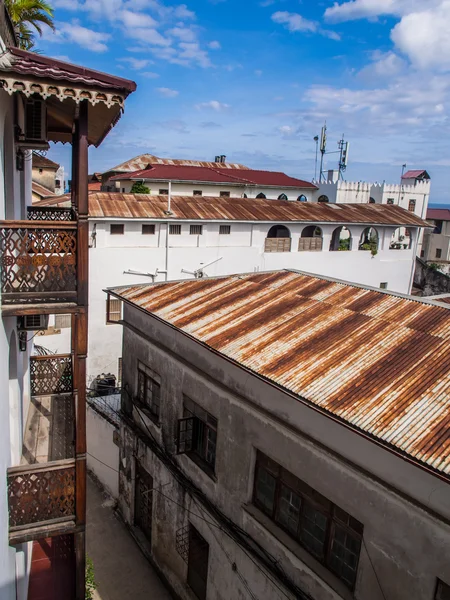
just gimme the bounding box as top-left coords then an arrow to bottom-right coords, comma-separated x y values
0,221 -> 77,305
264,237 -> 292,253
298,237 -> 323,252
8,460 -> 76,543
30,354 -> 73,396
8,354 -> 76,543
27,206 -> 76,222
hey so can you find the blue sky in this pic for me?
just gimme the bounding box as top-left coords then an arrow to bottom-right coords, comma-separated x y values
38,0 -> 450,203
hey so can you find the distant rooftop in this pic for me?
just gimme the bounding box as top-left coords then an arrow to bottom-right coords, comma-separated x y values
402,170 -> 430,180
32,153 -> 59,170
110,270 -> 450,478
107,153 -> 249,173
427,208 -> 450,221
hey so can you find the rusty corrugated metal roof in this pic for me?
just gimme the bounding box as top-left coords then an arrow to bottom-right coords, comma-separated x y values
111,270 -> 450,477
34,193 -> 430,227
108,154 -> 249,173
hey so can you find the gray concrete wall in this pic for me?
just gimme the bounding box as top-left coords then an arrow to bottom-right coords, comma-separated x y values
118,303 -> 450,600
414,257 -> 450,295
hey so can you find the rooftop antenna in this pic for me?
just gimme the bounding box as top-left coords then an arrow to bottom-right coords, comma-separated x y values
181,257 -> 223,279
338,135 -> 350,180
319,123 -> 327,182
313,135 -> 319,181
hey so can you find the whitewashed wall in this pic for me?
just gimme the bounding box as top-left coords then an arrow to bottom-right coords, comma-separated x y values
41,219 -> 419,383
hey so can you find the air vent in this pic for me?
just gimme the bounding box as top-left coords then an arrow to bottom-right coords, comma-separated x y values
17,98 -> 48,149
18,314 -> 49,331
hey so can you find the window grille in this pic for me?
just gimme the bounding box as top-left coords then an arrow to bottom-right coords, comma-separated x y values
110,224 -> 124,235
190,225 -> 203,235
436,249 -> 442,259
142,224 -> 155,235
169,224 -> 181,235
55,314 -> 71,329
253,451 -> 363,590
193,190 -> 203,196
219,225 -> 231,235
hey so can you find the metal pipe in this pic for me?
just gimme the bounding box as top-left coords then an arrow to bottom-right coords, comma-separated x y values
168,181 -> 172,213
165,221 -> 169,281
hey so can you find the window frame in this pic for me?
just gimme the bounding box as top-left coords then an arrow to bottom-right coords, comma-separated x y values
219,225 -> 231,235
436,249 -> 442,259
106,298 -> 122,324
137,364 -> 161,423
190,224 -> 203,235
386,198 -> 395,205
142,224 -> 155,235
110,223 -> 124,235
193,190 -> 203,196
253,451 -> 362,590
408,199 -> 416,212
159,188 -> 169,195
169,224 -> 182,235
219,191 -> 230,197
187,523 -> 209,600
178,396 -> 218,476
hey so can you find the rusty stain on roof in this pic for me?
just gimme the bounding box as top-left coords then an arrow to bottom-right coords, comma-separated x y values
34,193 -> 431,227
107,154 -> 249,173
111,270 -> 450,477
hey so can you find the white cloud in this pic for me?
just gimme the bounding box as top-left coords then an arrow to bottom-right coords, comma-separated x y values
208,40 -> 221,49
272,11 -> 317,32
156,87 -> 179,97
195,100 -> 230,111
126,27 -> 171,46
47,21 -> 111,52
141,71 -> 160,78
120,9 -> 158,28
119,57 -> 152,69
167,25 -> 197,42
358,50 -> 407,79
391,2 -> 450,70
255,69 -> 263,76
324,0 -> 432,22
174,42 -> 211,67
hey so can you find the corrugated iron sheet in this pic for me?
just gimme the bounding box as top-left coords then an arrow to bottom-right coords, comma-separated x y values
111,270 -> 450,476
34,193 -> 431,227
108,154 -> 249,173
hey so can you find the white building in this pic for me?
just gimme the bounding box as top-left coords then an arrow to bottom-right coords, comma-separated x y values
36,193 -> 428,386
110,270 -> 450,600
422,208 -> 450,271
102,154 -> 317,201
314,170 -> 431,255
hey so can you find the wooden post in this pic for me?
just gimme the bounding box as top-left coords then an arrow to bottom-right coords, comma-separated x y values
74,100 -> 89,600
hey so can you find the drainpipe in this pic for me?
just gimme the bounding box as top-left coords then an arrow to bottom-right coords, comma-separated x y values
408,227 -> 420,294
165,221 -> 169,281
168,180 -> 172,213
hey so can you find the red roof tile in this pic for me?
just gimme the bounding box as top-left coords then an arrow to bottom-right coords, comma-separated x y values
110,163 -> 317,189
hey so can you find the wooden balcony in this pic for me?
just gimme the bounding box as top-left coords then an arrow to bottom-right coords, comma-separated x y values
7,355 -> 78,545
298,237 -> 323,252
0,219 -> 77,315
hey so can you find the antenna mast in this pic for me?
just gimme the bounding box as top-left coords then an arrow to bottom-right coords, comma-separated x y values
338,135 -> 350,180
319,123 -> 327,182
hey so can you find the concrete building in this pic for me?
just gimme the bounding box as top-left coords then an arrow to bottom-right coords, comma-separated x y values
314,170 -> 431,256
31,153 -> 65,200
34,193 -> 428,385
108,270 -> 450,600
422,208 -> 450,273
0,20 -> 136,600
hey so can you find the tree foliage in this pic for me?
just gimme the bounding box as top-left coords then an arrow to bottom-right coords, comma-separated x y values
6,0 -> 54,50
130,181 -> 150,194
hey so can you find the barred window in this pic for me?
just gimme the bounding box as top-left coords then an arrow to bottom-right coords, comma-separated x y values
219,225 -> 231,235
169,224 -> 181,235
436,249 -> 442,259
253,451 -> 363,590
190,225 -> 203,235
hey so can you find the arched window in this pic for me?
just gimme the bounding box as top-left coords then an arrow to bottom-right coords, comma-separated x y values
369,197 -> 376,204
390,227 -> 412,250
278,193 -> 288,201
256,193 -> 266,199
318,195 -> 329,203
267,225 -> 291,238
330,226 -> 351,251
299,226 -> 323,251
297,195 -> 307,202
265,225 -> 291,252
359,227 -> 379,255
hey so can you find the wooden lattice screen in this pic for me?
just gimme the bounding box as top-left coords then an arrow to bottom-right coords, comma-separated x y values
7,461 -> 76,528
30,354 -> 73,396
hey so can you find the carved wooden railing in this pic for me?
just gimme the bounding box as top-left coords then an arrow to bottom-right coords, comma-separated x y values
7,460 -> 76,534
264,238 -> 292,253
27,206 -> 76,222
0,221 -> 77,304
298,237 -> 323,252
30,354 -> 73,396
